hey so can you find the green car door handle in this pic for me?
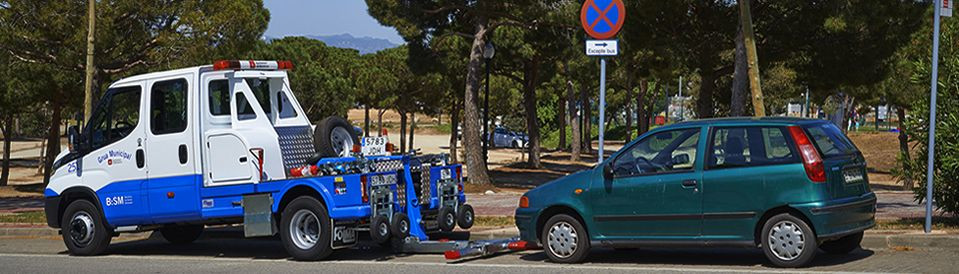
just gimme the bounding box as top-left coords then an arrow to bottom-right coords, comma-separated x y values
681,179 -> 698,188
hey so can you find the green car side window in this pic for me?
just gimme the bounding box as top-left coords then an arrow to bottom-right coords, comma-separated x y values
708,126 -> 799,169
612,128 -> 700,177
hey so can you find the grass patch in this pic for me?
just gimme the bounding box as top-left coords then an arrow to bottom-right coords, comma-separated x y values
474,216 -> 514,227
0,211 -> 46,224
876,217 -> 959,231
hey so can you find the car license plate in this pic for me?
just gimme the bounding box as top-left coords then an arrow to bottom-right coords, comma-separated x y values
843,167 -> 864,184
361,137 -> 389,156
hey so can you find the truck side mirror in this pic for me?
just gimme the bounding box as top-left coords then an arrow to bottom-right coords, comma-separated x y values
603,163 -> 614,180
67,126 -> 80,152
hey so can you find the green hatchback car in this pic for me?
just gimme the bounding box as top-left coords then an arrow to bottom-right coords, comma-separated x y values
515,118 -> 876,267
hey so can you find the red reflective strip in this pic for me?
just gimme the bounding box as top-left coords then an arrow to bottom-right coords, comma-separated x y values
507,241 -> 528,250
444,250 -> 461,260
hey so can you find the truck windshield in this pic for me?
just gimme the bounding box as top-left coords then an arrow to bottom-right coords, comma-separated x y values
803,123 -> 859,159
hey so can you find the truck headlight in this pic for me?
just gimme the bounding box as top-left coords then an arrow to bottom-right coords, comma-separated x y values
440,168 -> 452,180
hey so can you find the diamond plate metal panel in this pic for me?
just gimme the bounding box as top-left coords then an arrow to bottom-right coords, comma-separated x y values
275,126 -> 315,173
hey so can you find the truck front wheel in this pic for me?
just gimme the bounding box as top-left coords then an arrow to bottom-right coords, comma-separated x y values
280,196 -> 333,261
61,199 -> 112,256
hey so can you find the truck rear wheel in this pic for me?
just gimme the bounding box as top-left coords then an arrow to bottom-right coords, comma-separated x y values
61,199 -> 112,256
159,225 -> 204,244
457,204 -> 475,229
370,215 -> 391,244
314,116 -> 359,158
390,212 -> 410,239
280,196 -> 333,261
438,206 -> 456,232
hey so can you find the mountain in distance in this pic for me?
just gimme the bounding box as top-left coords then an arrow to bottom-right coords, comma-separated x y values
305,33 -> 400,54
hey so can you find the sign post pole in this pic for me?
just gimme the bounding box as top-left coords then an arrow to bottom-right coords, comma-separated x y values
598,58 -> 606,163
926,0 -> 944,234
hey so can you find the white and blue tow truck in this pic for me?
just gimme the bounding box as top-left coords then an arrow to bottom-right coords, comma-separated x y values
42,60 -> 523,261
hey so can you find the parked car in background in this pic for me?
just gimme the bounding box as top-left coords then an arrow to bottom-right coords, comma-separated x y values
486,127 -> 527,148
515,117 -> 875,267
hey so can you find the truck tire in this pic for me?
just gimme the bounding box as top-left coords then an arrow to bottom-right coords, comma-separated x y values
314,116 -> 359,158
456,204 -> 474,229
61,199 -> 112,256
280,196 -> 333,261
438,206 -> 456,232
761,213 -> 818,268
159,225 -> 204,244
370,215 -> 391,244
390,212 -> 410,239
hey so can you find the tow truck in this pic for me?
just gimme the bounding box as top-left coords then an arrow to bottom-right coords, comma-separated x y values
43,60 -> 527,261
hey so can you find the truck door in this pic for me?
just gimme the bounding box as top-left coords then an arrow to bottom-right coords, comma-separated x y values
145,76 -> 200,223
80,85 -> 149,226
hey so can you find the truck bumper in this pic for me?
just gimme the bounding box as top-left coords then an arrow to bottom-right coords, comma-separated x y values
44,196 -> 61,228
794,192 -> 877,241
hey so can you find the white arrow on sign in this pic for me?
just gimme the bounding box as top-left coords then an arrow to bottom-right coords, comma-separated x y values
586,40 -> 618,56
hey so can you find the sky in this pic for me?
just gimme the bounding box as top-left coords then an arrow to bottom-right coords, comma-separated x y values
262,0 -> 404,44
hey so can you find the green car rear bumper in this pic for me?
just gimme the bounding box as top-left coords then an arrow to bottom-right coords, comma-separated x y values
794,192 -> 877,240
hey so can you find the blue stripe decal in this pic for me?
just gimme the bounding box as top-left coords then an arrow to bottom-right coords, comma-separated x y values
44,188 -> 59,197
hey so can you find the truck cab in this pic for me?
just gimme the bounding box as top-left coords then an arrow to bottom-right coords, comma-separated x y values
42,60 -> 455,260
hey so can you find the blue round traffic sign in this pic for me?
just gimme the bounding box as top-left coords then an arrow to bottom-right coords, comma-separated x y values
581,0 -> 626,39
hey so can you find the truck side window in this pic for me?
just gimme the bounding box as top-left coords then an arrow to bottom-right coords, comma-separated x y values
277,91 -> 297,118
209,80 -> 230,116
150,79 -> 188,135
88,87 -> 141,150
236,92 -> 256,120
245,78 -> 272,118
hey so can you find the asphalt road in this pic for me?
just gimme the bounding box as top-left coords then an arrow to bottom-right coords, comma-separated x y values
0,231 -> 954,274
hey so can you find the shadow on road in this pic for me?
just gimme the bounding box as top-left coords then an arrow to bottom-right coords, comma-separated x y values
101,228 -> 473,261
518,247 -> 875,268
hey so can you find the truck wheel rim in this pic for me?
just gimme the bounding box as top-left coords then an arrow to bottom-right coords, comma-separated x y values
399,219 -> 409,234
378,222 -> 389,237
463,210 -> 473,225
69,211 -> 95,246
547,221 -> 577,258
290,209 -> 320,250
768,220 -> 805,261
445,212 -> 455,227
330,127 -> 354,157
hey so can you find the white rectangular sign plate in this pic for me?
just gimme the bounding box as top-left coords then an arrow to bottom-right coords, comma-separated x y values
586,40 -> 618,56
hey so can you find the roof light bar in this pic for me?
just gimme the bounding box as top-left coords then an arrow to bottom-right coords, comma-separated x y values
212,60 -> 294,71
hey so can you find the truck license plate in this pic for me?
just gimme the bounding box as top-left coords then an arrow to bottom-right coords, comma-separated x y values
332,225 -> 356,246
362,137 -> 389,156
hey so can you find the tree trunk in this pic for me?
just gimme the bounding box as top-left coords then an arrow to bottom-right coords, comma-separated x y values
1,116 -> 11,187
697,72 -> 717,118
43,101 -> 63,185
637,78 -> 649,136
582,86 -> 592,153
523,61 -> 542,168
364,105 -> 371,137
897,107 -> 912,190
569,81 -> 581,161
450,102 -> 460,163
730,25 -> 748,117
399,111 -> 407,154
462,19 -> 492,185
625,74 -> 634,141
377,110 -> 386,136
557,96 -> 566,150
408,112 -> 416,151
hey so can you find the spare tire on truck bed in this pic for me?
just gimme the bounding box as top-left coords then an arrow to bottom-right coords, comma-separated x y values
314,116 -> 359,158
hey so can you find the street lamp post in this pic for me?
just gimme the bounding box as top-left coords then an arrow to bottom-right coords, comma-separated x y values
483,41 -> 495,165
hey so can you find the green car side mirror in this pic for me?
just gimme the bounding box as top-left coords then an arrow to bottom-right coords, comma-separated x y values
603,163 -> 614,180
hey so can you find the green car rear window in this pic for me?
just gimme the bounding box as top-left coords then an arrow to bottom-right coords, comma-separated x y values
803,123 -> 858,158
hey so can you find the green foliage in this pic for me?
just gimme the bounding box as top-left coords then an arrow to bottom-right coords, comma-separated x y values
898,6 -> 959,216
